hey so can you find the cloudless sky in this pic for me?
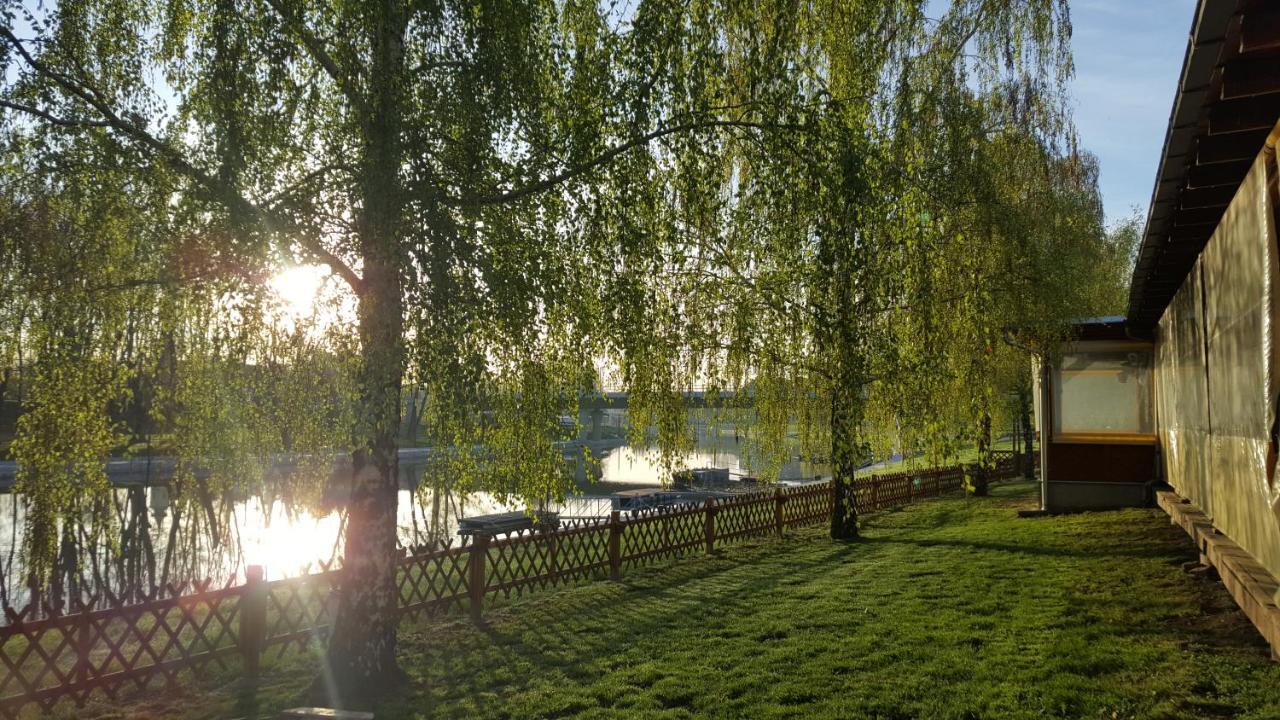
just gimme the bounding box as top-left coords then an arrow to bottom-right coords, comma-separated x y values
1068,0 -> 1198,227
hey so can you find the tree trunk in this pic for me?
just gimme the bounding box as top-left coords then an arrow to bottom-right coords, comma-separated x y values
1019,386 -> 1035,478
322,232 -> 406,702
323,289 -> 404,700
829,384 -> 860,540
824,152 -> 866,541
827,247 -> 862,539
972,410 -> 992,496
320,0 -> 408,704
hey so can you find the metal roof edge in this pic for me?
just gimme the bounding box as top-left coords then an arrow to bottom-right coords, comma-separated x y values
1126,0 -> 1237,327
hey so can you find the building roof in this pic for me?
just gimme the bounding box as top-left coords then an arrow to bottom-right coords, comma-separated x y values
1070,316 -> 1137,343
1073,315 -> 1126,327
1127,0 -> 1280,332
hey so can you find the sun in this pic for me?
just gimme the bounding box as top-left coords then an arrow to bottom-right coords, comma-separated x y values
269,264 -> 328,318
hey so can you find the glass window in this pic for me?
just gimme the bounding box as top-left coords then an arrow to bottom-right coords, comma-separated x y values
1053,349 -> 1153,436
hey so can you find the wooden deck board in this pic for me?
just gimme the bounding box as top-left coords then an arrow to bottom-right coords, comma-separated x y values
1156,490 -> 1280,659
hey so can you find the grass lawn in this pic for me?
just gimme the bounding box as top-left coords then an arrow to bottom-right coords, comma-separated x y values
859,437 -> 1027,477
82,482 -> 1280,720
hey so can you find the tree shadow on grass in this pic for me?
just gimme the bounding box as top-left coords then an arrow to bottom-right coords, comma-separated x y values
397,522 -> 1277,717
386,539 -> 864,716
857,534 -> 1198,562
118,485 -> 1280,720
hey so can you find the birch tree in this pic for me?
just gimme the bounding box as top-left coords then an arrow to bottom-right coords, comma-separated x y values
1,0 -> 1090,700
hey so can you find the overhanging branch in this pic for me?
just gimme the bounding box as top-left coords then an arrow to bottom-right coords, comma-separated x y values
261,0 -> 370,118
0,99 -> 111,128
444,119 -> 809,207
0,28 -> 365,294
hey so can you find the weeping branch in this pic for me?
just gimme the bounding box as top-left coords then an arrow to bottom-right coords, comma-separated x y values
0,29 -> 365,294
445,119 -> 810,207
261,0 -> 371,119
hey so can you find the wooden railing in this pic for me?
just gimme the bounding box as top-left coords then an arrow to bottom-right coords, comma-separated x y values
0,457 -> 1019,718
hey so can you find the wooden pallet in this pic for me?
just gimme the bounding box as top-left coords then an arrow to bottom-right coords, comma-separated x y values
1156,490 -> 1280,660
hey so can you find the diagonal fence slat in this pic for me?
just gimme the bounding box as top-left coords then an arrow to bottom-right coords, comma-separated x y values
621,504 -> 706,568
0,458 -> 1021,718
0,584 -> 244,719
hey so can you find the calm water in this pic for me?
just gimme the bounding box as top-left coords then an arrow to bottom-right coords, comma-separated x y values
0,427 -> 829,607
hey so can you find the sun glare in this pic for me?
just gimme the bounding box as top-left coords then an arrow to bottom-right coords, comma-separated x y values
269,264 -> 328,318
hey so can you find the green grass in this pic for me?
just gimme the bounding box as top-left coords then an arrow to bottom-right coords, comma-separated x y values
859,437 -> 1028,477
77,482 -> 1280,720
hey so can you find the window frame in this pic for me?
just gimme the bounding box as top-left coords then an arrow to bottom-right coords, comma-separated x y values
1051,341 -> 1156,445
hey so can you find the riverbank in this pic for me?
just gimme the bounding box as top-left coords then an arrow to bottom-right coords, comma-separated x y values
79,481 -> 1280,720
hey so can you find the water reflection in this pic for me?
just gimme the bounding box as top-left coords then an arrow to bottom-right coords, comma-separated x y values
0,434 -> 829,611
0,486 -> 515,611
595,445 -> 828,485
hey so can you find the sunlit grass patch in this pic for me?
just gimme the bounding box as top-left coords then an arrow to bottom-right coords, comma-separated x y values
81,482 -> 1280,720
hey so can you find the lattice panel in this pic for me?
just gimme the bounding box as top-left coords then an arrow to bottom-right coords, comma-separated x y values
860,471 -> 911,509
262,571 -> 340,658
853,465 -> 982,514
481,523 -> 611,604
781,485 -> 832,528
482,531 -> 555,599
0,612 -> 77,718
546,525 -> 611,582
399,546 -> 470,619
620,506 -> 705,568
714,494 -> 776,543
0,584 -> 242,719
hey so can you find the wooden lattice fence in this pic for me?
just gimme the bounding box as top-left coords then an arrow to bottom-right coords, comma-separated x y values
0,457 -> 1019,717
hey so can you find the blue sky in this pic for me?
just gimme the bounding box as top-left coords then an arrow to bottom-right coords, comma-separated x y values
1068,0 -> 1198,227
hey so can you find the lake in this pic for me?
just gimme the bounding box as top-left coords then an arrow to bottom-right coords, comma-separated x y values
0,430 -> 830,610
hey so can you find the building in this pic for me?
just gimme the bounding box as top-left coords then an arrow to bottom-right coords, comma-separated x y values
1035,0 -> 1280,656
1033,316 -> 1156,511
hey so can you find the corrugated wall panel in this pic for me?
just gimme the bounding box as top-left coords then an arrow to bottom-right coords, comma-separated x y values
1156,260 -> 1211,512
1158,147 -> 1280,578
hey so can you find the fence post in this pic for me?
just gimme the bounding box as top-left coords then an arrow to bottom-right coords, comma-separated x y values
704,498 -> 717,555
74,599 -> 91,701
240,565 -> 267,678
548,527 -> 560,586
773,488 -> 785,537
608,511 -> 623,581
469,533 -> 490,623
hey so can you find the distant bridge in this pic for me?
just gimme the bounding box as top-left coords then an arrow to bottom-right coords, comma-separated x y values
577,388 -> 751,410
0,389 -> 755,491
572,388 -> 752,441
0,438 -> 626,492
